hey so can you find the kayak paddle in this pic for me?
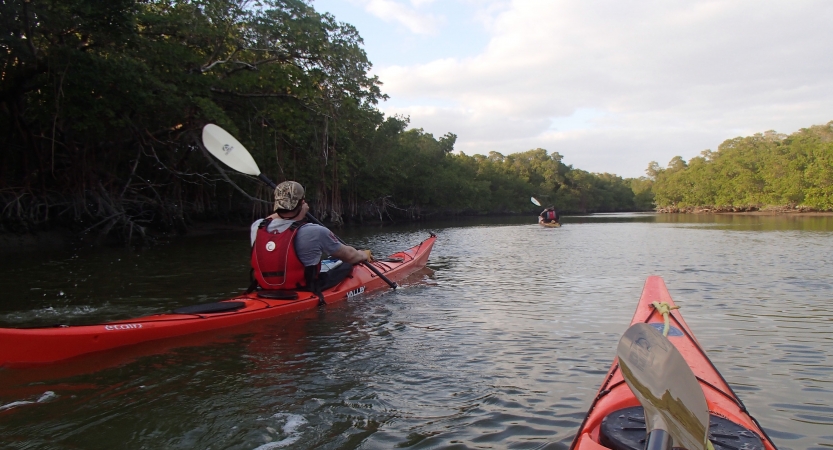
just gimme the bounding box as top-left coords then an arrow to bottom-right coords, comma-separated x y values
200,124 -> 397,290
530,197 -> 541,207
617,323 -> 710,450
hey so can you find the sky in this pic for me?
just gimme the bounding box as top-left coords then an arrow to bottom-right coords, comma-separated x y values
312,0 -> 833,178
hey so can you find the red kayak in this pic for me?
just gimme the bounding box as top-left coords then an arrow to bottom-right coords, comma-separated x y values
0,234 -> 436,367
570,276 -> 778,450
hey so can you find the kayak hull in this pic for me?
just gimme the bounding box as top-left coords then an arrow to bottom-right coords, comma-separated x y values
570,276 -> 777,450
0,235 -> 436,367
540,221 -> 561,228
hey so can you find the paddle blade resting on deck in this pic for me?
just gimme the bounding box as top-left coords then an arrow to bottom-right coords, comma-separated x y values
617,323 -> 710,450
202,124 -> 262,176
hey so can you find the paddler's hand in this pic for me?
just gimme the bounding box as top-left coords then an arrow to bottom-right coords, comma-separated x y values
331,245 -> 373,265
361,249 -> 375,263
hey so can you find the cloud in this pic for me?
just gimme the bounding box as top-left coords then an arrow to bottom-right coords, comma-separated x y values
354,0 -> 444,35
374,0 -> 833,177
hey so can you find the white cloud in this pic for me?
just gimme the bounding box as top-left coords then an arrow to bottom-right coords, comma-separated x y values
355,0 -> 444,35
374,0 -> 833,177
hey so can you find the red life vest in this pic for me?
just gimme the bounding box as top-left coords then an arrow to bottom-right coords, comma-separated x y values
545,210 -> 558,221
251,219 -> 314,290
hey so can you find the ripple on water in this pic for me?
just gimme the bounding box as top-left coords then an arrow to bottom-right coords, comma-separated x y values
0,391 -> 57,412
251,414 -> 308,450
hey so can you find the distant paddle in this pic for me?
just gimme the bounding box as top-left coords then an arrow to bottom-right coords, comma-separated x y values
531,197 -> 541,206
617,323 -> 710,450
200,124 -> 397,290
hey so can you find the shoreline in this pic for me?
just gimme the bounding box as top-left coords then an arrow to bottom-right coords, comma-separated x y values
0,221 -> 253,254
663,210 -> 833,216
656,206 -> 833,216
712,211 -> 833,216
3,210 -> 832,253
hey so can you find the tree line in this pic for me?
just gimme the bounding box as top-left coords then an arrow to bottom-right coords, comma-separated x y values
648,122 -> 833,211
0,0 -> 652,244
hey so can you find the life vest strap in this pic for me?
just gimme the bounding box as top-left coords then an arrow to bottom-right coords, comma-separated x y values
258,217 -> 305,230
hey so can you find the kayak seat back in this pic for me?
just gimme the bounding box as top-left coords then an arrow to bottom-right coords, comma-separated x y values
172,302 -> 246,315
599,406 -> 765,450
257,290 -> 300,300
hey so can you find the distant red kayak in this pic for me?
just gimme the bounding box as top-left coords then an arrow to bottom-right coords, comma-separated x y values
0,234 -> 436,367
570,276 -> 778,450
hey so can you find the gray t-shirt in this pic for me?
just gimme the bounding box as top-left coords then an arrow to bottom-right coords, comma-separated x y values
251,219 -> 342,267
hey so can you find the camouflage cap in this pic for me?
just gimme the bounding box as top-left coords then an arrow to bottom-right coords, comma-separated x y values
273,181 -> 305,211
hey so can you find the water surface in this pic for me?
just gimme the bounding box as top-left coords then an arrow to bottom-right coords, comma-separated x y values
1,213 -> 831,449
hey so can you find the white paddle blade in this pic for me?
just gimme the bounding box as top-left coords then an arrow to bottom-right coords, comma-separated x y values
530,197 -> 541,206
202,124 -> 262,176
617,323 -> 710,450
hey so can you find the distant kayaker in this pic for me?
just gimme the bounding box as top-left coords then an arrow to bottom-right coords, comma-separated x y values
539,206 -> 560,225
250,180 -> 372,293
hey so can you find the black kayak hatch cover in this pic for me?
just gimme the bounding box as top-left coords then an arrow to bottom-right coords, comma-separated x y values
599,406 -> 764,450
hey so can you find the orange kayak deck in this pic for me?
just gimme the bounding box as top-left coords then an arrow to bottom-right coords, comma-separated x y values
570,276 -> 778,450
0,235 -> 436,367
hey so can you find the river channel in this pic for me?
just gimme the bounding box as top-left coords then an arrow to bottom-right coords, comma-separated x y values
0,213 -> 831,449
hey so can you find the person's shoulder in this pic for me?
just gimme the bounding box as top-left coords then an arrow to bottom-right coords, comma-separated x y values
297,223 -> 342,246
299,222 -> 326,230
252,215 -> 277,226
297,222 -> 329,236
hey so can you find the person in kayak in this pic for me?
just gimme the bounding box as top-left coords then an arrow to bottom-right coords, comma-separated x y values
250,180 -> 372,293
539,206 -> 560,225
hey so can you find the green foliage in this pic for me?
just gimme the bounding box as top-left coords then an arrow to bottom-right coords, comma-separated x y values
405,148 -> 647,215
0,0 -> 650,241
630,177 -> 655,210
650,123 -> 833,210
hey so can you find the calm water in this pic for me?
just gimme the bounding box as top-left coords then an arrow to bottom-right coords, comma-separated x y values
1,213 -> 832,449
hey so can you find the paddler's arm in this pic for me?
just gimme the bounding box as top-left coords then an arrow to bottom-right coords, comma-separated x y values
330,244 -> 373,264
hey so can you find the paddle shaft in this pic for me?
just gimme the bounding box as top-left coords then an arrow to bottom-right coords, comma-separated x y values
645,430 -> 671,450
256,173 -> 397,289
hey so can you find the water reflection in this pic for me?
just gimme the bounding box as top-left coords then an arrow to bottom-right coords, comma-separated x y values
654,212 -> 833,231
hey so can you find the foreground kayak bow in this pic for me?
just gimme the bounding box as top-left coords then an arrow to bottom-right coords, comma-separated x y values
0,235 -> 435,367
570,276 -> 778,450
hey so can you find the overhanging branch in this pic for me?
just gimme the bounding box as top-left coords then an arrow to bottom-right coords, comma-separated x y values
209,87 -> 297,99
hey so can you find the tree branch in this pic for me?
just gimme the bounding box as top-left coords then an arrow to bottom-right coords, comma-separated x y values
199,47 -> 241,73
209,87 -> 297,99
